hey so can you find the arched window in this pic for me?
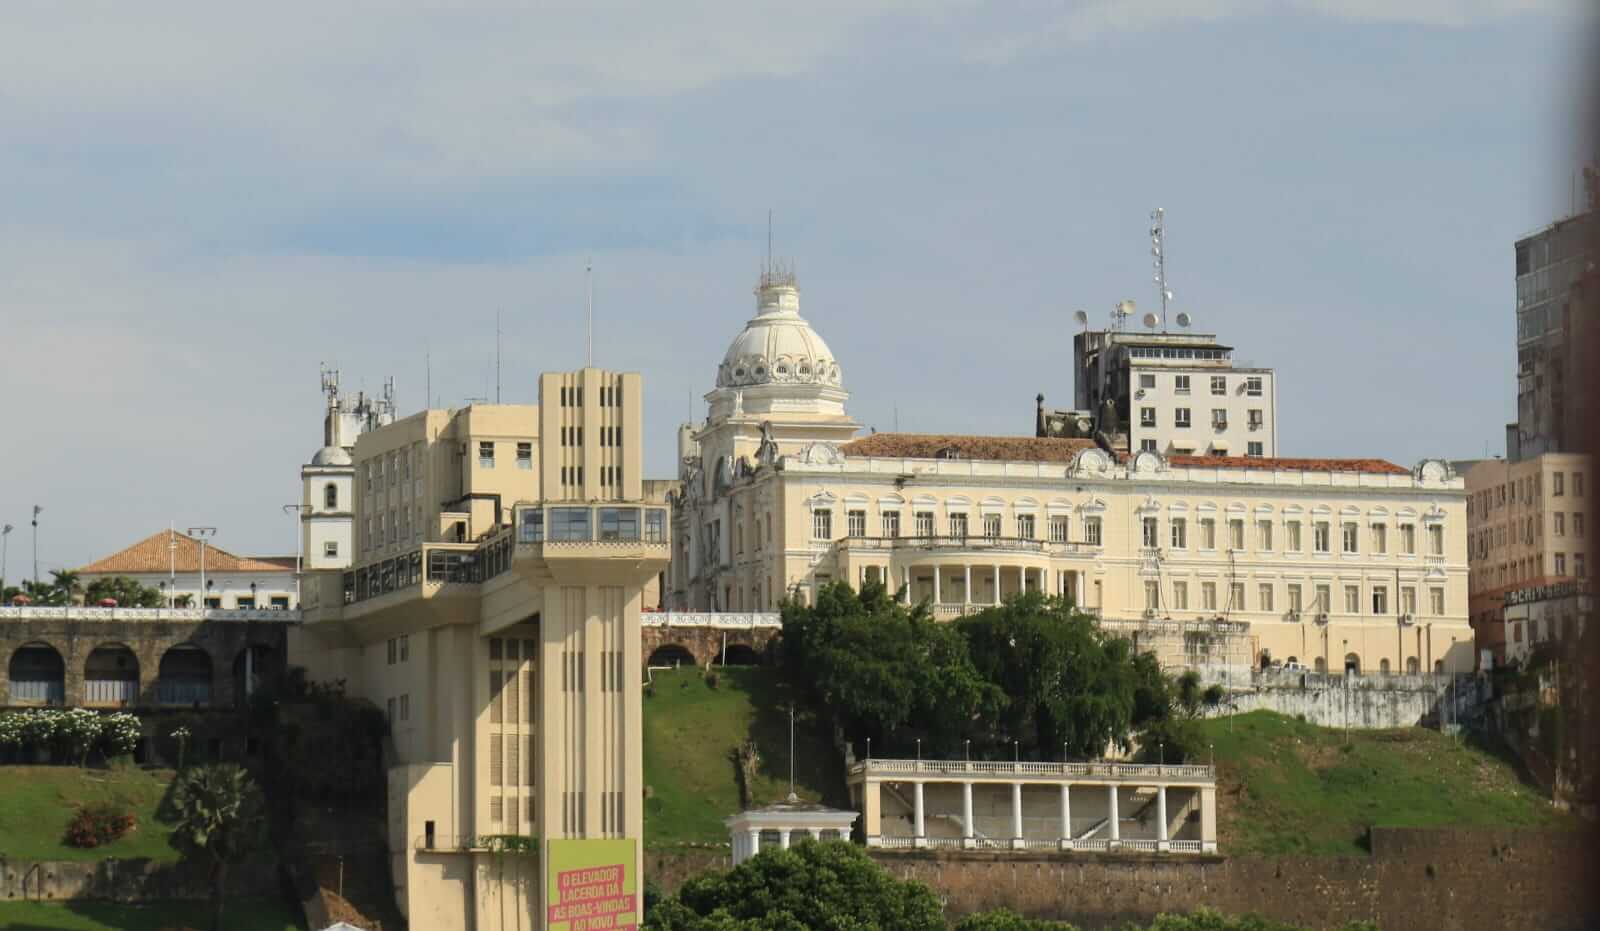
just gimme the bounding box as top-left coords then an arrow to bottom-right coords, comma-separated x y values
324,483 -> 338,509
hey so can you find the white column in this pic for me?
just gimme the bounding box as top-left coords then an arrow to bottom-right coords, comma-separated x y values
933,569 -> 941,606
964,565 -> 972,606
1157,786 -> 1169,850
901,567 -> 911,604
747,828 -> 760,858
779,828 -> 792,850
808,828 -> 821,841
962,782 -> 975,847
913,781 -> 926,843
1108,785 -> 1120,842
1075,571 -> 1086,609
1059,784 -> 1073,850
1011,783 -> 1024,847
993,565 -> 1002,604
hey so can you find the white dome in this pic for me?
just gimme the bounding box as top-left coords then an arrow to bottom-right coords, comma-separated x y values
309,445 -> 353,466
716,279 -> 842,390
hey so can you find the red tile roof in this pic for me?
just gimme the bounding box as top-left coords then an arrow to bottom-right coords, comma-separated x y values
1167,455 -> 1410,475
78,531 -> 295,575
840,433 -> 1099,463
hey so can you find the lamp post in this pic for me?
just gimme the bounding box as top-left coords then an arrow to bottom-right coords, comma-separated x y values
1,523 -> 11,593
187,527 -> 216,608
31,505 -> 41,587
964,738 -> 970,764
283,504 -> 310,607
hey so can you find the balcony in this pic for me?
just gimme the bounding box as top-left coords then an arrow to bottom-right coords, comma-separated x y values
0,605 -> 301,623
836,536 -> 1085,558
642,612 -> 780,629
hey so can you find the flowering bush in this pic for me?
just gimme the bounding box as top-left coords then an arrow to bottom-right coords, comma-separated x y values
64,803 -> 136,848
0,708 -> 147,764
100,713 -> 142,758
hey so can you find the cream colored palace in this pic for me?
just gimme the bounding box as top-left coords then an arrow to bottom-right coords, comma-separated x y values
671,270 -> 1475,676
293,368 -> 666,931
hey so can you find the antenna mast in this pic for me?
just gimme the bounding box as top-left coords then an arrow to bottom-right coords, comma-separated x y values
495,312 -> 502,403
1150,207 -> 1173,331
585,259 -> 594,368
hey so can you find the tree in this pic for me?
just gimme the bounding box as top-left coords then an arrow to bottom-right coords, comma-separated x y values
49,569 -> 83,604
645,840 -> 945,931
84,575 -> 165,608
168,764 -> 267,931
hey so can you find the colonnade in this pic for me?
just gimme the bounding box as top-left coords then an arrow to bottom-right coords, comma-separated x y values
853,564 -> 1089,608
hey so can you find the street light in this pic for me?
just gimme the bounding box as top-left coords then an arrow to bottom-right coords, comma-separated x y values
187,527 -> 216,608
1,523 -> 12,593
31,506 -> 41,587
964,738 -> 970,764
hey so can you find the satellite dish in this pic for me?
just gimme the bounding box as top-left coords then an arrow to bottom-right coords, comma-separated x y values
1073,310 -> 1089,326
1117,300 -> 1136,316
1142,312 -> 1158,329
1176,312 -> 1192,328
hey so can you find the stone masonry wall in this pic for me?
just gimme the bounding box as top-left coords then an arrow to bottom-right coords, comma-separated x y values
641,626 -> 777,669
0,856 -> 279,902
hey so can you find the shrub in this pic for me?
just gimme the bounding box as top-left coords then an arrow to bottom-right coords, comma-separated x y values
64,803 -> 136,848
704,670 -> 720,690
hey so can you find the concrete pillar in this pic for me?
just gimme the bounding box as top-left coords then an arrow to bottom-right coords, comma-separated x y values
1200,786 -> 1217,853
808,828 -> 821,841
1157,786 -> 1169,850
964,565 -> 972,606
933,569 -> 941,607
1059,784 -> 1073,850
779,829 -> 791,850
747,828 -> 760,859
1075,571 -> 1086,610
913,782 -> 926,846
1108,785 -> 1120,843
1011,783 -> 1024,848
993,565 -> 1001,604
902,567 -> 911,604
961,782 -> 975,848
863,782 -> 881,847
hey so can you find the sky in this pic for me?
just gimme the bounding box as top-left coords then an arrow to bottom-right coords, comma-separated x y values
0,0 -> 1593,572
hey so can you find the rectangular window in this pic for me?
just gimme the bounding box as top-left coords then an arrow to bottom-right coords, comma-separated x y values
1171,518 -> 1187,549
1247,441 -> 1263,458
324,541 -> 339,558
1577,473 -> 1585,497
1211,375 -> 1227,395
882,511 -> 901,538
1428,524 -> 1444,556
1575,553 -> 1586,578
1211,409 -> 1228,429
490,737 -> 503,786
1371,524 -> 1387,554
517,442 -> 533,469
1315,584 -> 1330,614
1430,587 -> 1445,615
399,694 -> 410,721
1554,472 -> 1565,496
848,510 -> 866,538
1342,522 -> 1359,554
387,639 -> 397,665
489,669 -> 503,724
1175,408 -> 1192,428
1144,581 -> 1159,611
1577,513 -> 1586,538
1200,518 -> 1216,550
1257,520 -> 1272,550
1556,553 -> 1567,575
1401,587 -> 1417,616
1372,585 -> 1388,615
479,441 -> 495,468
1175,375 -> 1191,395
1229,519 -> 1245,551
548,507 -> 592,541
983,513 -> 1001,538
1258,583 -> 1274,613
1202,582 -> 1217,611
812,509 -> 833,541
400,635 -> 409,662
1230,582 -> 1246,611
950,513 -> 969,540
1017,514 -> 1035,540
1141,407 -> 1157,427
915,511 -> 935,537
1287,521 -> 1302,552
1246,376 -> 1263,396
646,509 -> 667,544
1316,521 -> 1333,552
1400,524 -> 1417,554
1143,516 -> 1159,549
1085,517 -> 1102,546
1140,439 -> 1158,452
1287,584 -> 1302,613
598,508 -> 640,541
1050,515 -> 1069,543
1139,373 -> 1156,388
236,596 -> 256,609
1555,512 -> 1566,536
1344,585 -> 1360,614
1172,581 -> 1188,610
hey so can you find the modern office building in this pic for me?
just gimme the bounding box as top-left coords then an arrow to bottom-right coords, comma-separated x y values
1510,210 -> 1596,461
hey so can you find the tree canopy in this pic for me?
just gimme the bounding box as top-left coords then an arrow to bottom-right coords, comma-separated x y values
168,763 -> 266,931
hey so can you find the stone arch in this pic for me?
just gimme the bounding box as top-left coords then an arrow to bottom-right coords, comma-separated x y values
1406,656 -> 1420,675
647,644 -> 698,668
8,641 -> 65,705
158,643 -> 213,706
717,643 -> 762,666
84,643 -> 139,706
1314,657 -> 1327,674
1343,652 -> 1361,676
1379,658 -> 1391,675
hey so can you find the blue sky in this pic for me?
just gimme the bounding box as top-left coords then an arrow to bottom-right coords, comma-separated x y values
0,1 -> 1591,570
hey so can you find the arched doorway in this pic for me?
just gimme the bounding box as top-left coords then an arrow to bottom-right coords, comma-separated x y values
158,644 -> 212,706
8,642 -> 64,705
1314,657 -> 1327,674
1343,653 -> 1361,676
1406,656 -> 1420,675
647,644 -> 697,668
85,644 -> 139,706
718,643 -> 762,666
1379,658 -> 1391,675
232,644 -> 274,706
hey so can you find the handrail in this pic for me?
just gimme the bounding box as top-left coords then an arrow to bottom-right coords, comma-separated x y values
642,612 -> 782,629
848,759 -> 1214,782
0,606 -> 301,622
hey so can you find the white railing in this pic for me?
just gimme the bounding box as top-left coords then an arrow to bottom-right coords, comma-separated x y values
1119,839 -> 1159,852
850,759 -> 1213,783
0,606 -> 301,623
876,836 -> 916,849
643,612 -> 782,629
1169,840 -> 1204,853
1020,838 -> 1058,850
926,837 -> 964,849
1075,839 -> 1111,852
84,679 -> 138,705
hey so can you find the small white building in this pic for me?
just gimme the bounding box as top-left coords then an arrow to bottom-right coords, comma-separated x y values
726,798 -> 860,866
77,531 -> 296,610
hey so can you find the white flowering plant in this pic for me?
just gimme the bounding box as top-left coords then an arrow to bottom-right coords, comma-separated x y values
0,708 -> 147,764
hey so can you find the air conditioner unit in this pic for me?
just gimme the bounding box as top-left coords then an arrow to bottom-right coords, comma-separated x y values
1141,608 -> 1157,619
1285,610 -> 1301,622
1314,612 -> 1329,625
1399,613 -> 1415,626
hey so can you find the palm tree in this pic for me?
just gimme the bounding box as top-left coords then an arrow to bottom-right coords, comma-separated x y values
168,764 -> 266,931
49,569 -> 83,605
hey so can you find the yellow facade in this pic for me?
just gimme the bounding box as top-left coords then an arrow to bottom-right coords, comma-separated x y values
293,368 -> 666,931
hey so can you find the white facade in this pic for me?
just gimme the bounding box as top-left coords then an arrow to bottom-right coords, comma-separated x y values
1125,363 -> 1277,457
297,369 -> 395,573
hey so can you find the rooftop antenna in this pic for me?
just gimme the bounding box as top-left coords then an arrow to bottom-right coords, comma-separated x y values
495,312 -> 502,403
585,259 -> 594,368
1150,208 -> 1174,331
425,347 -> 431,411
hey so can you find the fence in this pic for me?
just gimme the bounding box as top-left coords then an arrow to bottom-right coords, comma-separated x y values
9,679 -> 64,704
83,680 -> 138,705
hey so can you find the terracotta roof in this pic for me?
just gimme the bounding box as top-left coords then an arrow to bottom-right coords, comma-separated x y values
840,433 -> 1099,463
1167,455 -> 1410,475
77,531 -> 295,575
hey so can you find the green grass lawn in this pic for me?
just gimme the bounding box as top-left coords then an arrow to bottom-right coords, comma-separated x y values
0,765 -> 179,861
0,897 -> 303,931
642,666 -> 837,846
1201,711 -> 1568,856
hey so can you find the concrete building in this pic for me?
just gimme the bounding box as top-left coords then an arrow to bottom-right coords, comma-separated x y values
1464,454 -> 1591,668
1510,210 -> 1595,461
1502,579 -> 1592,667
1039,323 -> 1277,459
673,271 -> 1474,676
300,369 -> 397,574
725,799 -> 858,865
293,368 -> 668,931
77,531 -> 297,610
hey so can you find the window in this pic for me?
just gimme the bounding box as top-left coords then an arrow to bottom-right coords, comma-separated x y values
1202,582 -> 1217,611
324,483 -> 338,509
1211,409 -> 1228,429
1200,518 -> 1216,549
1017,514 -> 1035,539
1401,587 -> 1417,616
548,507 -> 592,541
1050,515 -> 1069,543
1258,583 -> 1274,612
1578,513 -> 1586,538
1372,585 -> 1388,615
1257,520 -> 1273,550
882,511 -> 901,538
1578,554 -> 1587,578
400,694 -> 410,722
205,596 -> 221,609
1428,524 -> 1444,556
812,509 -> 833,541
1229,582 -> 1246,611
1210,375 -> 1227,395
598,508 -> 640,541
1172,581 -> 1188,610
1175,375 -> 1191,394
1171,517 -> 1187,549
1341,522 -> 1359,554
1287,521 -> 1302,552
1144,581 -> 1159,611
645,509 -> 667,543
983,514 -> 1002,538
1085,517 -> 1102,546
479,441 -> 495,468
1229,519 -> 1245,551
848,510 -> 866,538
1314,584 -> 1330,613
1287,584 -> 1302,613
324,541 -> 338,557
1576,473 -> 1585,497
915,511 -> 935,537
1553,472 -> 1565,496
1344,585 -> 1360,614
1555,553 -> 1567,575
521,508 -> 545,543
1246,377 -> 1263,396
950,513 -> 969,539
1430,587 -> 1445,615
517,442 -> 533,469
1400,524 -> 1416,554
1247,442 -> 1263,457
1138,373 -> 1156,389
1143,517 -> 1159,549
1140,439 -> 1158,452
1141,407 -> 1157,427
1555,512 -> 1565,536
1175,408 -> 1192,428
1371,524 -> 1387,554
387,639 -> 397,665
